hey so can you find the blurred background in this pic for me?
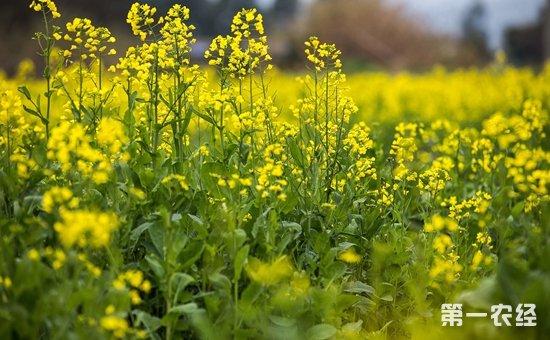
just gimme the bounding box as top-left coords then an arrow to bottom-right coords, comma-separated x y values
1,0 -> 549,74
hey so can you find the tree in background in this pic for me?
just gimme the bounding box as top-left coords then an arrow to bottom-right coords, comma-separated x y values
460,1 -> 491,65
301,0 -> 461,70
271,0 -> 299,23
0,0 -> 302,74
183,0 -> 256,37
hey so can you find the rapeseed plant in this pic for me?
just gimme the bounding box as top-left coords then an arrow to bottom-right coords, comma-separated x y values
0,1 -> 548,339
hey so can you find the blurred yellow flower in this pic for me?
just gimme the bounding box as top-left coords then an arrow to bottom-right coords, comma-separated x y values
246,256 -> 293,285
337,248 -> 362,264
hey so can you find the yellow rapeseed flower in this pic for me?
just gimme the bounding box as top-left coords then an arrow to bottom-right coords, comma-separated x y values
100,315 -> 129,338
30,0 -> 61,18
27,249 -> 41,261
246,256 -> 293,285
337,248 -> 362,264
54,209 -> 119,248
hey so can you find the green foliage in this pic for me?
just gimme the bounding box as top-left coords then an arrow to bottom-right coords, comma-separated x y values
0,1 -> 548,339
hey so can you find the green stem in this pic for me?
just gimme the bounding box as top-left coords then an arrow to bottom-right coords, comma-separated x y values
98,56 -> 103,120
42,9 -> 52,140
219,71 -> 225,159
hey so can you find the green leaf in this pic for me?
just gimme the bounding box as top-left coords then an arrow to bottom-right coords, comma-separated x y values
178,240 -> 204,270
22,195 -> 43,215
187,214 -> 204,225
200,162 -> 227,198
342,320 -> 363,333
145,254 -> 165,280
168,303 -> 198,315
306,324 -> 337,340
17,85 -> 31,100
511,201 -> 524,219
233,228 -> 247,249
167,228 -> 189,265
279,193 -> 299,214
148,221 -> 165,256
193,108 -> 217,126
324,262 -> 346,282
281,221 -> 302,234
456,276 -> 496,310
133,310 -> 163,335
379,294 -> 394,302
288,138 -> 304,167
240,282 -> 263,306
234,245 -> 249,282
269,315 -> 296,327
171,272 -> 195,303
23,105 -> 46,123
189,309 -> 217,340
31,143 -> 47,166
130,222 -> 153,247
181,105 -> 194,133
344,281 -> 375,295
208,272 -> 231,292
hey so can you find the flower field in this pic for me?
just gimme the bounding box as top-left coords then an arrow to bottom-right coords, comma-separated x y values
1,1 -> 549,339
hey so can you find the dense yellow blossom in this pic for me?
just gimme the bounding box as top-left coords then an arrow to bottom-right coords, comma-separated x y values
127,2 -> 157,41
30,0 -> 60,18
96,117 -> 129,155
162,174 -> 189,191
27,249 -> 41,261
47,121 -> 127,184
42,186 -> 79,213
54,209 -> 119,248
246,256 -> 293,285
63,18 -> 116,60
113,270 -> 152,295
337,248 -> 362,264
0,276 -> 13,289
429,253 -> 463,285
1,3 -> 549,337
100,315 -> 129,338
424,215 -> 458,233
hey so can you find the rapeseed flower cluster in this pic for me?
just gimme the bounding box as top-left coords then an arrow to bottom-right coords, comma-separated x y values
424,215 -> 459,233
30,0 -> 60,18
429,254 -> 463,286
63,18 -> 116,60
487,102 -> 550,212
442,191 -> 491,223
76,253 -> 102,278
470,232 -> 494,270
390,122 -> 419,182
1,1 -> 549,338
96,117 -> 129,156
424,215 -> 464,286
162,174 -> 189,191
418,168 -> 450,198
0,90 -> 30,150
100,314 -> 129,339
246,256 -> 293,285
205,8 -> 271,78
113,270 -> 152,305
337,247 -> 362,264
54,209 -> 119,248
471,138 -> 501,173
127,3 -> 156,41
255,143 -> 287,200
47,119 -> 127,184
42,186 -> 79,213
304,36 -> 342,71
343,122 -> 376,182
44,247 -> 67,270
159,4 -> 195,68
